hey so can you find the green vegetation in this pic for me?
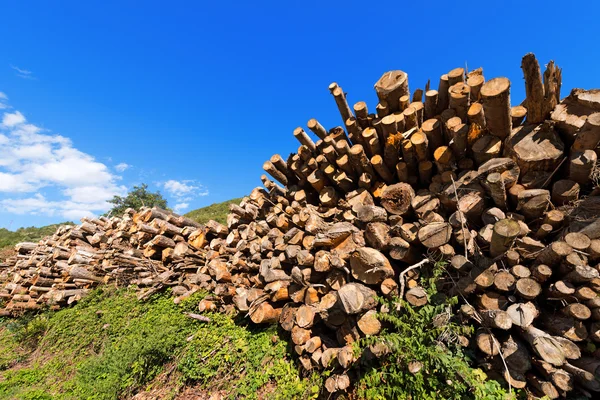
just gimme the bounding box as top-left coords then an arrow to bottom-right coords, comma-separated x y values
0,288 -> 316,400
355,263 -> 512,400
106,183 -> 168,216
0,223 -> 73,250
185,198 -> 242,224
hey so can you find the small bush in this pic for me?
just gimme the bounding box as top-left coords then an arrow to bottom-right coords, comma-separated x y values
355,262 -> 512,400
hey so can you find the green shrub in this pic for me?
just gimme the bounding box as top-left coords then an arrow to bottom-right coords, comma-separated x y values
355,262 -> 512,400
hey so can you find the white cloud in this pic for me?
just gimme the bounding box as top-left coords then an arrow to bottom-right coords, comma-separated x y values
160,179 -> 208,212
163,180 -> 198,196
0,92 -> 7,100
0,98 -> 128,221
11,65 -> 32,75
173,202 -> 189,213
115,162 -> 130,172
3,111 -> 25,127
0,172 -> 37,192
11,65 -> 35,80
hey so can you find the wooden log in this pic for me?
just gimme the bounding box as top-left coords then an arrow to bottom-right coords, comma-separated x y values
511,105 -> 527,126
467,74 -> 484,101
330,83 -> 353,128
411,131 -> 429,161
448,67 -> 464,86
380,183 -> 415,215
517,189 -> 551,220
562,303 -> 591,320
480,309 -> 513,330
476,330 -> 499,356
527,373 -> 560,399
353,102 -> 369,129
521,53 -> 546,124
357,205 -> 387,223
448,82 -> 470,121
552,179 -> 580,206
564,265 -> 599,284
417,222 -> 451,248
472,135 -> 502,166
564,232 -> 591,252
374,70 -> 409,114
563,361 -> 600,392
522,325 -> 580,367
506,123 -> 564,176
569,150 -> 597,185
467,102 -> 486,131
337,283 -> 377,315
507,302 -> 538,328
325,374 -> 350,393
371,155 -> 394,184
350,247 -> 394,285
307,118 -> 328,140
489,219 -> 520,257
572,112 -> 600,151
494,270 -> 516,292
291,325 -> 311,345
424,90 -> 438,120
405,286 -> 428,307
422,118 -> 444,152
516,277 -> 542,300
364,222 -> 391,250
357,310 -> 381,335
480,77 -> 511,139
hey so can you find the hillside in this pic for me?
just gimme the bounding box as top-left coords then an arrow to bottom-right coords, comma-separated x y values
0,224 -> 74,249
184,198 -> 242,224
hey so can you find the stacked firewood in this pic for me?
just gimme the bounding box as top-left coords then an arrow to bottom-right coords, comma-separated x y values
0,207 -> 208,315
1,52 -> 599,397
201,53 -> 599,397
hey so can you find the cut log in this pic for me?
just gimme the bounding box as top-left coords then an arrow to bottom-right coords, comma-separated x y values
489,219 -> 520,257
337,283 -> 377,314
417,222 -> 451,248
516,278 -> 542,300
375,70 -> 409,114
505,123 -> 564,176
380,183 -> 415,215
357,310 -> 381,335
250,302 -> 282,324
480,77 -> 512,139
350,247 -> 394,285
507,302 -> 538,328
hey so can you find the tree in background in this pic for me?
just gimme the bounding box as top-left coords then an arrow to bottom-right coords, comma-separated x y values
105,184 -> 168,216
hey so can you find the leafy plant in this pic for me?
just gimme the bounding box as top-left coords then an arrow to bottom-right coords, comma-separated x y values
355,262 -> 512,400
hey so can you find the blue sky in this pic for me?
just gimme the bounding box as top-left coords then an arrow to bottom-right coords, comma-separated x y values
0,0 -> 598,229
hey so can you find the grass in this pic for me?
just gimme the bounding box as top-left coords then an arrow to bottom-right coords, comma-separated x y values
0,288 -> 319,400
184,198 -> 242,225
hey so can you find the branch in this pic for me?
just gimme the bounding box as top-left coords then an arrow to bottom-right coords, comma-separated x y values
397,258 -> 430,311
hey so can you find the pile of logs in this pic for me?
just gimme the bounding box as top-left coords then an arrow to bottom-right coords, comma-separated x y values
0,208 -> 210,315
1,52 -> 600,398
235,53 -> 599,397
